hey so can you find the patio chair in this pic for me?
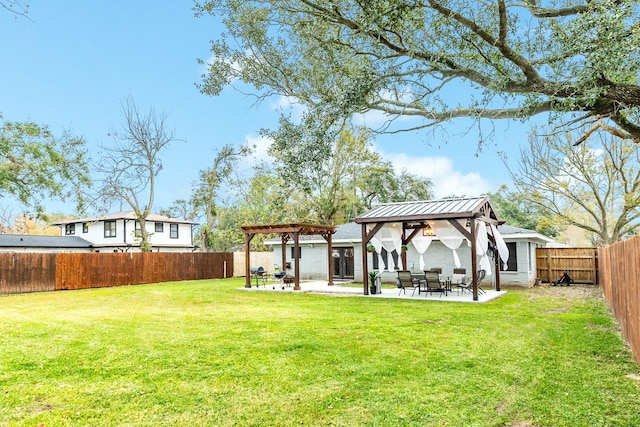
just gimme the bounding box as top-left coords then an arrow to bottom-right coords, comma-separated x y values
397,270 -> 419,296
459,269 -> 486,294
422,270 -> 447,297
451,269 -> 466,295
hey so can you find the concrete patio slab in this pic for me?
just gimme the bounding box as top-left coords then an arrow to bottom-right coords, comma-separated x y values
239,280 -> 506,303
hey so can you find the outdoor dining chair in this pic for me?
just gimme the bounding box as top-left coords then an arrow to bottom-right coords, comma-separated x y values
451,270 -> 466,295
459,269 -> 487,294
422,270 -> 447,297
397,270 -> 419,296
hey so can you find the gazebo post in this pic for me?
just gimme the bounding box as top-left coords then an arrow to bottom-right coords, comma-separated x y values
401,227 -> 407,270
293,232 -> 301,290
494,246 -> 501,291
281,234 -> 287,278
326,233 -> 334,286
361,223 -> 369,295
470,219 -> 479,301
244,233 -> 254,288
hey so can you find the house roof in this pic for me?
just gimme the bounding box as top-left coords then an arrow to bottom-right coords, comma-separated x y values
497,224 -> 555,244
355,196 -> 499,224
53,211 -> 197,225
0,234 -> 93,248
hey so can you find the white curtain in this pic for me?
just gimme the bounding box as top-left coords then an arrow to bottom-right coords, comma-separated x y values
490,224 -> 510,270
380,223 -> 403,269
475,220 -> 492,275
429,220 -> 465,268
367,223 -> 403,270
411,231 -> 434,271
366,224 -> 383,254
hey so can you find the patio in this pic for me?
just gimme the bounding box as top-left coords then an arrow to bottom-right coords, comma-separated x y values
239,280 -> 506,303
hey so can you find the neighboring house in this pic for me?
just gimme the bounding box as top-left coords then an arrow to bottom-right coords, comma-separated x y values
0,234 -> 93,253
265,222 -> 555,287
53,211 -> 196,252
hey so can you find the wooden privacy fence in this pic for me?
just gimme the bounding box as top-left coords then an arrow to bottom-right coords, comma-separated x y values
598,236 -> 640,365
0,252 -> 233,294
536,247 -> 598,284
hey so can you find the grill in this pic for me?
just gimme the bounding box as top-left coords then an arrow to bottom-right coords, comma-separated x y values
250,266 -> 266,287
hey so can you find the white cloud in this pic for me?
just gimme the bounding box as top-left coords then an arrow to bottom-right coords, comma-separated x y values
379,151 -> 494,197
245,134 -> 274,164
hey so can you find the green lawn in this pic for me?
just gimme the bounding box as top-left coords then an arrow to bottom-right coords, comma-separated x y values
0,280 -> 638,426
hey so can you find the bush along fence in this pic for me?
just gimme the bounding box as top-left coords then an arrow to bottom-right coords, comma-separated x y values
0,252 -> 234,294
598,235 -> 640,365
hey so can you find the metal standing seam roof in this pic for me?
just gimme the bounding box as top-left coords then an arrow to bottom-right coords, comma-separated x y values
355,196 -> 496,223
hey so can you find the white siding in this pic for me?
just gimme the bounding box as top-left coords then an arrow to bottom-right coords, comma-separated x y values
62,219 -> 193,251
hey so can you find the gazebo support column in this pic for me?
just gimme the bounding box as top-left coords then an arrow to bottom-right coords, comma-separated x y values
494,246 -> 501,291
326,233 -> 334,286
293,232 -> 301,290
470,220 -> 479,301
244,233 -> 255,288
361,223 -> 369,295
281,235 -> 288,276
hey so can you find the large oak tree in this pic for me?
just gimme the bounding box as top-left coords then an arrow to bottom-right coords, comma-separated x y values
195,0 -> 640,142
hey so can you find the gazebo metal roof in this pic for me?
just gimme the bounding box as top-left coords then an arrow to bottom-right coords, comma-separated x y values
356,196 -> 499,224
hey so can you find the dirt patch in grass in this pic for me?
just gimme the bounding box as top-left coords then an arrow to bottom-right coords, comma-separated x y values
510,284 -> 603,301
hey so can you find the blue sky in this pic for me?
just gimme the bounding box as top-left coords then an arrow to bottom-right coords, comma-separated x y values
0,2 -> 531,217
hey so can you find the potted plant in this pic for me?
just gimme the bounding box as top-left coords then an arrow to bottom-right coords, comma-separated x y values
368,270 -> 380,294
366,243 -> 375,253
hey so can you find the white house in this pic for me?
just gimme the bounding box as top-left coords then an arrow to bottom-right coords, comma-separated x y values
265,222 -> 554,287
53,211 -> 196,252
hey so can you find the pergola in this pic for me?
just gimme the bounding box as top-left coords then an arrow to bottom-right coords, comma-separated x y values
355,197 -> 504,301
240,224 -> 337,290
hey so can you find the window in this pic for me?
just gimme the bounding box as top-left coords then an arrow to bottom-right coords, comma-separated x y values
155,222 -> 164,232
83,223 -> 89,233
104,220 -> 116,238
170,223 -> 179,239
290,246 -> 302,259
503,242 -> 518,271
134,221 -> 142,237
65,224 -> 75,235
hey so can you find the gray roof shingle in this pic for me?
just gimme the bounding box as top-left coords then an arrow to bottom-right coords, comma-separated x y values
0,234 -> 92,248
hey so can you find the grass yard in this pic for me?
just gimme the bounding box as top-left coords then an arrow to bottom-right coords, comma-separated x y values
0,279 -> 639,427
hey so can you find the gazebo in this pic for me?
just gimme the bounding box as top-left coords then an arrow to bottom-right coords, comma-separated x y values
240,224 -> 337,290
355,196 -> 509,301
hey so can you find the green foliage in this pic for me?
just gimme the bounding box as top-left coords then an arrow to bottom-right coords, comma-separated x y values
196,0 -> 640,142
0,117 -> 90,217
0,281 -> 638,425
487,185 -> 560,237
190,144 -> 252,251
266,123 -> 383,224
265,123 -> 433,225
